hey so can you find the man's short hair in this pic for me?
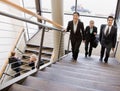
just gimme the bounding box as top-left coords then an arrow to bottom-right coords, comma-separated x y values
11,51 -> 15,57
73,12 -> 80,16
107,16 -> 114,20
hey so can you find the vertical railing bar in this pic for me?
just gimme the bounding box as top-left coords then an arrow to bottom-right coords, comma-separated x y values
22,0 -> 30,40
114,41 -> 119,57
36,20 -> 46,69
67,34 -> 71,54
58,31 -> 63,60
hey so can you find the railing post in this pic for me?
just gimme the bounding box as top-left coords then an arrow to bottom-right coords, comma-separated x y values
58,31 -> 63,60
114,41 -> 119,57
36,26 -> 45,69
66,34 -> 71,54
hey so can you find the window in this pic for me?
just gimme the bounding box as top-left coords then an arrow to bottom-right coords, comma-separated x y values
64,0 -> 75,14
41,0 -> 52,12
77,0 -> 117,17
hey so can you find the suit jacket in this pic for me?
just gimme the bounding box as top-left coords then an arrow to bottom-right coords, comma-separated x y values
9,56 -> 21,70
85,26 -> 97,41
99,24 -> 117,48
67,20 -> 85,41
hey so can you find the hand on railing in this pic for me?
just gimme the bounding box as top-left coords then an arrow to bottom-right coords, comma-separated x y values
61,28 -> 66,32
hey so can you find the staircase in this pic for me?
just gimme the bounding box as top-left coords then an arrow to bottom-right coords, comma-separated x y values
22,43 -> 53,64
2,53 -> 120,91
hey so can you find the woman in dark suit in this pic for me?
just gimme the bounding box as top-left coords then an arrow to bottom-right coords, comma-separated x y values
66,12 -> 85,62
85,20 -> 97,57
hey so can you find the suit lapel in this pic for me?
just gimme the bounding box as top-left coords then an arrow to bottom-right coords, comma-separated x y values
103,25 -> 107,36
71,21 -> 74,33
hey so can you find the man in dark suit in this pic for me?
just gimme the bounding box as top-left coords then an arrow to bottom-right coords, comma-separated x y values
66,12 -> 85,62
85,20 -> 97,57
99,16 -> 117,63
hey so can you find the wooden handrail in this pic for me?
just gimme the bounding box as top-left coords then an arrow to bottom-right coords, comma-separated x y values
0,0 -> 64,29
0,27 -> 24,78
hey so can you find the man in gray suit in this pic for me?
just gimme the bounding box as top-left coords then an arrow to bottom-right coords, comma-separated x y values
99,16 -> 117,63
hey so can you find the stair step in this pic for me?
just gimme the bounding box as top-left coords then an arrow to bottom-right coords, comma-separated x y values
59,57 -> 120,72
44,67 -> 120,85
25,48 -> 52,56
55,62 -> 120,75
26,44 -> 40,48
22,76 -> 100,91
26,44 -> 53,51
8,84 -> 40,91
34,71 -> 120,91
60,54 -> 120,71
50,64 -> 120,78
23,53 -> 51,59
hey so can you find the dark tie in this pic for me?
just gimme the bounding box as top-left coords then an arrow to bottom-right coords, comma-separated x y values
106,27 -> 109,36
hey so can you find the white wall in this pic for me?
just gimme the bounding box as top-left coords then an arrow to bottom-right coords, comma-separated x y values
0,0 -> 24,70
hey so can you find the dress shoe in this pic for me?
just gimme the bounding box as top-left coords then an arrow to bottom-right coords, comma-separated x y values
74,60 -> 77,62
88,54 -> 91,57
99,58 -> 103,62
72,59 -> 77,62
104,60 -> 108,64
85,52 -> 88,58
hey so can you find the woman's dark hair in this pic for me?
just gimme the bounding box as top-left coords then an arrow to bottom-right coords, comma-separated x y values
73,12 -> 80,16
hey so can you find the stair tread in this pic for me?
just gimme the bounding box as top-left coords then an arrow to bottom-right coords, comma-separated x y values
23,53 -> 51,59
61,53 -> 120,70
34,71 -> 120,91
8,84 -> 40,91
22,76 -> 100,91
56,61 -> 120,73
44,67 -> 120,85
52,63 -> 120,76
26,44 -> 53,50
50,64 -> 120,78
26,48 -> 53,55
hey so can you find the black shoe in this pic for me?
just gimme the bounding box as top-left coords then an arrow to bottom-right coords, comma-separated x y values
104,61 -> 108,64
104,60 -> 108,64
85,52 -> 88,58
73,59 -> 77,63
99,58 -> 103,62
88,54 -> 91,57
74,59 -> 77,62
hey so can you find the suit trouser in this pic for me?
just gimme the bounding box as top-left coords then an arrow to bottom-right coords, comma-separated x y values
85,40 -> 93,56
71,39 -> 82,60
100,45 -> 111,62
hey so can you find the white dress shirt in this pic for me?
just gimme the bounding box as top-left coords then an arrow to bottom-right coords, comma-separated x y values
104,25 -> 112,35
73,21 -> 78,33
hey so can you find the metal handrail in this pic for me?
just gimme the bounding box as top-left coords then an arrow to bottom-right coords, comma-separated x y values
0,11 -> 61,31
0,0 -> 64,29
0,20 -> 38,31
0,1 -> 64,88
0,10 -> 63,78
